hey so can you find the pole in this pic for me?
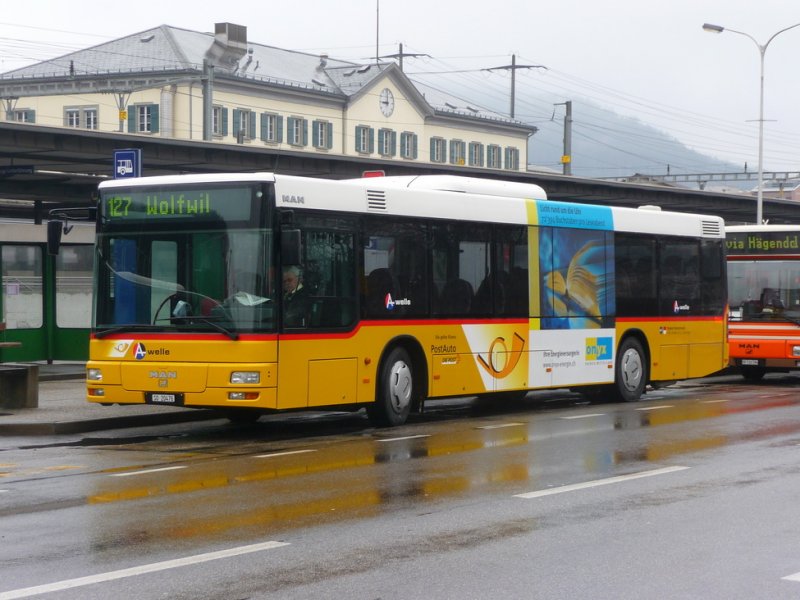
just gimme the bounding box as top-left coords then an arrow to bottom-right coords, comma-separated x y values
510,55 -> 516,118
485,57 -> 547,119
376,0 -> 380,65
202,60 -> 214,142
703,21 -> 800,224
757,47 -> 765,225
563,100 -> 572,175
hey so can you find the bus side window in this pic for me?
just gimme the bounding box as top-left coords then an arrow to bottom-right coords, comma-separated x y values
440,278 -> 474,315
365,268 -> 398,315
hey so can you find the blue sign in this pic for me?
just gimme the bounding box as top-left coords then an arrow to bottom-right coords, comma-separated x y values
536,200 -> 613,231
113,148 -> 141,179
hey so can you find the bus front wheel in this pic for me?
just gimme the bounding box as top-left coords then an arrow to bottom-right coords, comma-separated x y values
368,347 -> 413,427
614,337 -> 647,402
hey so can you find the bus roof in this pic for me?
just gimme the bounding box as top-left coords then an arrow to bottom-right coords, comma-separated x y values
726,224 -> 800,232
98,172 -> 724,239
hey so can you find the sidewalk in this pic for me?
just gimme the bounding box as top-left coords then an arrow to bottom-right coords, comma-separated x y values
0,363 -> 218,436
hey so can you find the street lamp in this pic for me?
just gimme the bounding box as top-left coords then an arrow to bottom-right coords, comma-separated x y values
703,21 -> 800,224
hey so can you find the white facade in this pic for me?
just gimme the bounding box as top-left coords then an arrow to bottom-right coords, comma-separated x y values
0,23 -> 535,173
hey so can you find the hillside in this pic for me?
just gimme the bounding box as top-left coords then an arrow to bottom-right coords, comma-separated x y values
525,96 -> 741,181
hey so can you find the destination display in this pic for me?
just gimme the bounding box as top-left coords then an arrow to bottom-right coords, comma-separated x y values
726,230 -> 800,256
101,185 -> 255,223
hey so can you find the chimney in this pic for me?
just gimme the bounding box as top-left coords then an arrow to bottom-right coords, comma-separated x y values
205,23 -> 248,71
215,23 -> 247,49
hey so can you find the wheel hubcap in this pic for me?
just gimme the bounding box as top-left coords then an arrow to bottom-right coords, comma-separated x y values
389,361 -> 412,413
620,349 -> 643,392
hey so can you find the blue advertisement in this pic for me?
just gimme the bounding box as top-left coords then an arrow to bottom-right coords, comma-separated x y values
537,201 -> 613,231
540,227 -> 615,329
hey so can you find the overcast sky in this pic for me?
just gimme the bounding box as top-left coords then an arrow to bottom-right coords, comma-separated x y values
1,0 -> 799,174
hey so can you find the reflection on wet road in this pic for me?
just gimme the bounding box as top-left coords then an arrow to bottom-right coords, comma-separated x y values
59,379 -> 800,549
5,375 -> 800,599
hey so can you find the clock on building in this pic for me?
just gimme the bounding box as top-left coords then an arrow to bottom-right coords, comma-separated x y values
379,88 -> 395,117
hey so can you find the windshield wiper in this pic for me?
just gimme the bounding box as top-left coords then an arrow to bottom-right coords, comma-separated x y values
171,316 -> 239,340
94,319 -> 238,340
93,324 -> 160,339
779,312 -> 800,327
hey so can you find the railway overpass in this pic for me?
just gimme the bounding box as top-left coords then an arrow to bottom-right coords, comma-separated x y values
1,121 -> 797,225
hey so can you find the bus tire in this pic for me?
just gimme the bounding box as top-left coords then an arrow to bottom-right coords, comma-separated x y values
614,337 -> 647,402
225,409 -> 262,424
740,366 -> 766,382
368,346 -> 413,427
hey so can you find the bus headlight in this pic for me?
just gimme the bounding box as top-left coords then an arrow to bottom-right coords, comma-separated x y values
87,368 -> 103,381
231,371 -> 260,384
792,346 -> 800,357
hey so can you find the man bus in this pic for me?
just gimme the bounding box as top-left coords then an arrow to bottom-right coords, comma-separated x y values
55,173 -> 728,425
726,225 -> 800,381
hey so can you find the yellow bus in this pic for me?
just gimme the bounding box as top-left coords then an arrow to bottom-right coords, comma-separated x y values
66,173 -> 728,425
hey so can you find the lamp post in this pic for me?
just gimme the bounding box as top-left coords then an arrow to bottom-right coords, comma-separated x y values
703,22 -> 800,224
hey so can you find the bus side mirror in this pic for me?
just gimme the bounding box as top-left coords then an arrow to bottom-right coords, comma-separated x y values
47,220 -> 64,256
281,229 -> 301,266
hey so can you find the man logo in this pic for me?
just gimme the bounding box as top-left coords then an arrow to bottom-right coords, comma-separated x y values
134,343 -> 147,361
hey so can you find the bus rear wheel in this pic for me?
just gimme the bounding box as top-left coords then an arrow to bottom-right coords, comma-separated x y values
614,337 -> 647,402
740,366 -> 766,382
368,347 -> 413,427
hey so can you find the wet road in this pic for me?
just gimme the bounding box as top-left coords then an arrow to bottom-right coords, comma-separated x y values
3,375 -> 800,599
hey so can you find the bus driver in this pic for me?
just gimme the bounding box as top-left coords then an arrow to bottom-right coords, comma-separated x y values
282,265 -> 310,327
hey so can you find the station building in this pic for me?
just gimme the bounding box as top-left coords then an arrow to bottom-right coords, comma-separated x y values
0,22 -> 536,173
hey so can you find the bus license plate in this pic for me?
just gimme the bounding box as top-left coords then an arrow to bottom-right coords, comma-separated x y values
740,359 -> 760,366
146,392 -> 184,406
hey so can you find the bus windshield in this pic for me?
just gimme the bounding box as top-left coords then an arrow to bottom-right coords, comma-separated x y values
728,259 -> 800,322
94,183 -> 274,335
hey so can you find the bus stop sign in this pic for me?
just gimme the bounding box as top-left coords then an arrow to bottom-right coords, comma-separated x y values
114,148 -> 141,179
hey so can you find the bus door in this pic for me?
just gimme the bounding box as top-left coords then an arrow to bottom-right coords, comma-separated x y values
1,242 -> 92,362
0,243 -> 45,361
277,218 -> 358,410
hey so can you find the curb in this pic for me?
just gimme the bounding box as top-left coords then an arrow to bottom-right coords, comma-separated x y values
0,409 -> 220,436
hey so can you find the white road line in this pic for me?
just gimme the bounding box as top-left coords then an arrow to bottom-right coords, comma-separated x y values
560,413 -> 606,420
701,399 -> 729,404
254,449 -> 317,459
514,465 -> 690,499
376,434 -> 431,443
110,466 -> 187,478
782,571 -> 800,582
0,540 -> 289,600
635,405 -> 673,411
476,422 -> 526,430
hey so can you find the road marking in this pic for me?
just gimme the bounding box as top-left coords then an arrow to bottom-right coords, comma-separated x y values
560,413 -> 606,420
255,449 -> 317,459
0,540 -> 289,600
514,465 -> 690,499
110,466 -> 187,478
476,422 -> 526,430
701,399 -> 729,404
376,434 -> 431,443
782,571 -> 800,582
635,405 -> 673,411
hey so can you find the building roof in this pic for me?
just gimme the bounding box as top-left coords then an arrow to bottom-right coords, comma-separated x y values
0,23 -> 530,130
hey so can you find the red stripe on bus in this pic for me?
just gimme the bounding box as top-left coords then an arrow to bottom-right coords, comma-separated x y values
616,316 -> 724,323
91,333 -> 278,341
